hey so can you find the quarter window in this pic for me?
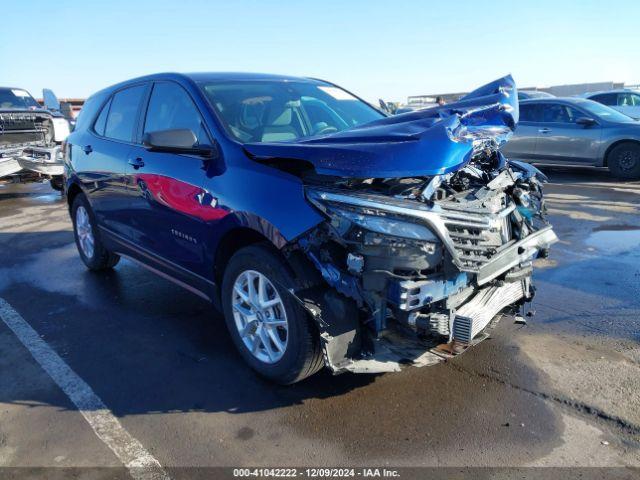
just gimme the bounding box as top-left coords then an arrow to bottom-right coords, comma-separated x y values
93,98 -> 111,136
103,85 -> 147,142
143,82 -> 209,144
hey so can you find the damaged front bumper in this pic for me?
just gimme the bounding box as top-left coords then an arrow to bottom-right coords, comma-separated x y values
17,145 -> 64,176
0,154 -> 24,178
289,163 -> 557,375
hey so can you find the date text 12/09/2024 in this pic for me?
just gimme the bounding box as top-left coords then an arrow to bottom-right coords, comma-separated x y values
233,468 -> 400,478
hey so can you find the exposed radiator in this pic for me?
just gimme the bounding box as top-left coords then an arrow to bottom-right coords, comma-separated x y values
452,281 -> 525,343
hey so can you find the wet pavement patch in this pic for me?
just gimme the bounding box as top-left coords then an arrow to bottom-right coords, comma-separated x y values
585,229 -> 640,255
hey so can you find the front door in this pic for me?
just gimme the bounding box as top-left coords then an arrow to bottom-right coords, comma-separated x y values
125,81 -> 216,280
533,102 -> 602,164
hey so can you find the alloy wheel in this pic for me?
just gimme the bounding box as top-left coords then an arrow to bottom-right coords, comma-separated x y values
75,205 -> 95,259
231,270 -> 289,364
617,149 -> 640,172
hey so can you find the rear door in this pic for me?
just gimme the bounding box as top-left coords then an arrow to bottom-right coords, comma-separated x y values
125,81 -> 215,279
533,102 -> 602,164
500,103 -> 541,162
73,84 -> 148,239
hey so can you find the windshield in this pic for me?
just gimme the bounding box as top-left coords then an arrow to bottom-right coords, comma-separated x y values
0,88 -> 41,109
575,98 -> 637,123
199,80 -> 384,143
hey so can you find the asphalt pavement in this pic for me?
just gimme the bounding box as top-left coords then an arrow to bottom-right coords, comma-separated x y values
0,169 -> 639,477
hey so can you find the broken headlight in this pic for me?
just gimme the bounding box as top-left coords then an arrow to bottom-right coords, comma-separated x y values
306,188 -> 439,242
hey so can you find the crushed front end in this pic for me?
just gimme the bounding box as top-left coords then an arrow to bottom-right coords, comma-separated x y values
273,76 -> 558,373
0,109 -> 68,181
297,153 -> 556,373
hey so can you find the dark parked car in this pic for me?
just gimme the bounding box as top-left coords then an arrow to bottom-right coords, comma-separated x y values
64,73 -> 556,383
501,97 -> 640,178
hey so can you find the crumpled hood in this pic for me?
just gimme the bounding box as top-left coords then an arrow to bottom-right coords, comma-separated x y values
243,75 -> 519,178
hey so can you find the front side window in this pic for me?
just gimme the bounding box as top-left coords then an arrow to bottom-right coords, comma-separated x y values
540,103 -> 583,123
104,85 -> 147,142
143,82 -> 209,144
199,80 -> 383,143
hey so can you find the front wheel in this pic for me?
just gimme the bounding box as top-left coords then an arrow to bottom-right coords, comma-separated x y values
221,243 -> 323,384
608,142 -> 640,179
71,194 -> 120,271
50,176 -> 64,192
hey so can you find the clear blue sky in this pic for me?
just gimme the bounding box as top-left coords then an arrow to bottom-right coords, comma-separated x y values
2,0 -> 639,103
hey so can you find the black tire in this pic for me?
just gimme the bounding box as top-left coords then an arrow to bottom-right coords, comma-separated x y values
221,243 -> 324,384
71,194 -> 120,271
50,176 -> 64,192
608,142 -> 640,180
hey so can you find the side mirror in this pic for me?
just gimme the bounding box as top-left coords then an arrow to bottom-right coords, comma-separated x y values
143,129 -> 215,157
42,88 -> 61,111
576,117 -> 596,127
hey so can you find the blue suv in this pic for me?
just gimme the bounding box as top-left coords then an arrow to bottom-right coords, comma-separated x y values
65,73 -> 556,383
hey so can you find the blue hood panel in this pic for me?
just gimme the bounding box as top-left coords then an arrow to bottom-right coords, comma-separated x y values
243,75 -> 519,178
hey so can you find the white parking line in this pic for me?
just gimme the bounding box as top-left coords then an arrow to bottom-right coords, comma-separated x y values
0,297 -> 170,480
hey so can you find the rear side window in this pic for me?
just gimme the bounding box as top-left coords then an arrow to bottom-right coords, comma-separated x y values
104,85 -> 147,142
143,82 -> 209,144
519,104 -> 541,122
93,98 -> 111,136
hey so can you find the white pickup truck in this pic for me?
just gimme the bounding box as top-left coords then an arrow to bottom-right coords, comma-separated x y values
0,87 -> 71,190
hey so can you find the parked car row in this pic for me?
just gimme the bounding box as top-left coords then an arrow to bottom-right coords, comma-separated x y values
0,87 -> 72,190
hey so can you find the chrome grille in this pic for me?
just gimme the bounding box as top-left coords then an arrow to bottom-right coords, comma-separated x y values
440,204 -> 514,272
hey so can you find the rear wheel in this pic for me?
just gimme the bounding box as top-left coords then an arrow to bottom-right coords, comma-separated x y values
71,194 -> 120,271
221,243 -> 323,384
608,142 -> 640,179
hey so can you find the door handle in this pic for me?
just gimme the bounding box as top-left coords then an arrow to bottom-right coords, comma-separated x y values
128,157 -> 145,169
82,145 -> 93,154
538,128 -> 551,134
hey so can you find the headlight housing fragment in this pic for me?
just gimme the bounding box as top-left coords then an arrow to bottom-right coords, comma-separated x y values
306,188 -> 440,244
